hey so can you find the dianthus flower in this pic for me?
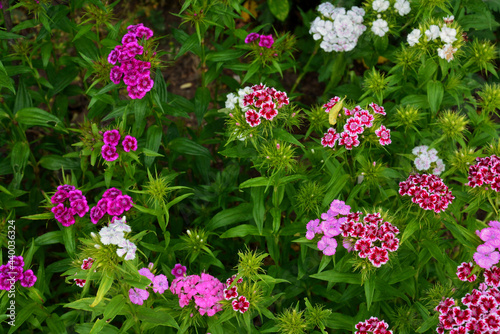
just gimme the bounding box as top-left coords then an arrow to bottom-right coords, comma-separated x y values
412,145 -> 445,175
258,35 -> 274,48
456,262 -> 477,282
90,190 -> 133,225
103,130 -> 120,146
310,5 -> 366,52
473,221 -> 500,269
436,267 -> 500,333
245,32 -> 260,44
466,155 -> 500,192
107,24 -> 155,99
172,264 -> 187,278
232,295 -> 250,313
50,185 -> 89,226
129,287 -> 149,305
122,135 -> 138,152
399,174 -> 454,213
355,316 -> 393,334
170,272 -> 225,316
0,256 -> 36,290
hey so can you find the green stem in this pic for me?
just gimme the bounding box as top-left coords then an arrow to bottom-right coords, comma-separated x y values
322,52 -> 346,100
291,43 -> 319,94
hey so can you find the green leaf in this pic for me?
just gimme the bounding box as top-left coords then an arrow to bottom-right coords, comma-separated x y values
417,59 -> 438,87
273,128 -> 304,148
400,219 -> 419,245
35,231 -> 64,246
206,49 -> 246,62
169,137 -> 211,159
15,107 -> 64,129
364,277 -> 375,310
14,78 -> 32,112
206,203 -> 253,231
251,187 -> 266,235
102,295 -> 124,322
39,155 -> 80,170
0,60 -> 15,94
220,224 -> 264,238
194,86 -> 210,123
90,271 -> 114,307
135,308 -> 179,328
22,212 -> 53,220
268,0 -> 290,21
310,270 -> 362,284
62,225 -> 76,258
427,80 -> 443,115
145,125 -> 162,167
10,141 -> 30,174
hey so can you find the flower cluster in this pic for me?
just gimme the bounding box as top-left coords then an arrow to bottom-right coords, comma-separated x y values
223,275 -> 250,314
170,272 -> 225,316
365,0 -> 411,37
0,256 -> 36,290
399,174 -> 454,213
129,265 -> 169,305
474,221 -> 500,269
309,2 -> 366,52
108,23 -> 155,99
321,100 -> 391,150
407,16 -> 462,62
355,317 -> 393,334
412,145 -> 446,175
244,32 -> 274,48
436,267 -> 500,333
51,184 -> 89,227
97,216 -> 137,261
306,200 -> 399,267
466,155 -> 500,192
90,188 -> 133,224
225,84 -> 290,128
101,129 -> 138,162
74,257 -> 94,287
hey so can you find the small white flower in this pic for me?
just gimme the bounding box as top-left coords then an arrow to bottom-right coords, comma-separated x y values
117,240 -> 137,260
318,2 -> 335,17
433,159 -> 446,175
412,145 -> 429,156
225,93 -> 237,109
372,19 -> 389,37
394,0 -> 410,16
407,29 -> 421,46
372,0 -> 390,12
443,15 -> 454,24
415,156 -> 431,170
439,27 -> 457,44
437,43 -> 457,62
110,217 -> 131,233
425,25 -> 440,40
99,226 -> 125,245
427,148 -> 438,162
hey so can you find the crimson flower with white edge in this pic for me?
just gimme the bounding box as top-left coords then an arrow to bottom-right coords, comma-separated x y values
232,295 -> 250,313
259,102 -> 278,120
369,102 -> 386,115
368,246 -> 389,267
355,109 -> 374,127
224,286 -> 238,300
344,117 -> 364,135
375,125 -> 391,145
245,110 -> 261,127
323,96 -> 340,113
339,132 -> 360,150
321,128 -> 340,148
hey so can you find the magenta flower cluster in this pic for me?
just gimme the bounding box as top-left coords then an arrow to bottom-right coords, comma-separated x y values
466,155 -> 500,191
101,129 -> 138,162
51,184 -> 89,226
129,266 -> 169,305
170,272 -> 225,316
0,256 -> 36,290
108,23 -> 155,99
75,257 -> 94,288
241,84 -> 290,127
244,32 -> 274,48
306,200 -> 400,268
473,221 -> 500,269
321,99 -> 391,150
89,188 -> 133,224
399,174 -> 454,213
436,266 -> 500,333
355,317 -> 393,334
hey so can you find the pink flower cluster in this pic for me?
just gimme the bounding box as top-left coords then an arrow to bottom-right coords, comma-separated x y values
223,275 -> 250,314
466,155 -> 500,192
75,257 -> 94,288
355,317 -> 393,334
244,32 -> 274,48
399,174 -> 454,213
305,200 -> 399,268
129,266 -> 169,305
51,184 -> 89,226
170,272 -> 225,316
474,221 -> 500,269
436,267 -> 500,334
89,188 -> 133,224
242,84 -> 290,127
321,99 -> 391,150
0,256 -> 36,290
108,23 -> 155,99
101,129 -> 138,162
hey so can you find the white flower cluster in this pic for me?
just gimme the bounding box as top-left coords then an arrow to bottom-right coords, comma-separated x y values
98,216 -> 137,260
309,3 -> 366,52
412,145 -> 445,175
225,86 -> 253,111
407,16 -> 459,62
369,0 -> 411,37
